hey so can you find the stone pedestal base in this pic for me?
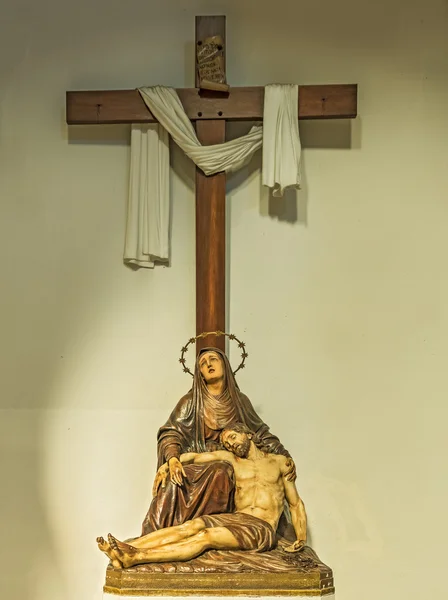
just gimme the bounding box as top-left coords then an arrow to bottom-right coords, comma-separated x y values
104,568 -> 334,597
103,544 -> 334,597
103,593 -> 335,600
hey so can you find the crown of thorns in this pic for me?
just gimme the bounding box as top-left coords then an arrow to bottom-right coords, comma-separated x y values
179,331 -> 248,377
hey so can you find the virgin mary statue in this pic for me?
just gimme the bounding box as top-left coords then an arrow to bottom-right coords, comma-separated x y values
141,347 -> 295,535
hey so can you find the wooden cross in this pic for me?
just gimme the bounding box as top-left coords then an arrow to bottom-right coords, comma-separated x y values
66,15 -> 357,353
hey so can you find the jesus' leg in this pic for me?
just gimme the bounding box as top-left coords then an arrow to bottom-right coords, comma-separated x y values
124,518 -> 207,549
109,527 -> 240,568
100,519 -> 210,567
97,518 -> 206,565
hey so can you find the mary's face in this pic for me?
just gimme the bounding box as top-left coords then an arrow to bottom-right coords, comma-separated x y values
199,351 -> 224,384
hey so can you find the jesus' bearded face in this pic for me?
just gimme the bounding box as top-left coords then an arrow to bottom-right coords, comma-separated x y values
221,430 -> 251,458
199,351 -> 224,385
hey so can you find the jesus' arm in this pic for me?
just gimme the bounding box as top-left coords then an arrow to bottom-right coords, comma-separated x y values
180,450 -> 234,465
279,456 -> 307,551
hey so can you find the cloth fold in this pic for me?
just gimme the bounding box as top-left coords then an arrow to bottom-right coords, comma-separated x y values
124,85 -> 301,268
262,84 -> 302,197
124,123 -> 170,268
139,85 -> 263,175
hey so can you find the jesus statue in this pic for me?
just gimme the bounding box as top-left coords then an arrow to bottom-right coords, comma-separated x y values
97,424 -> 307,568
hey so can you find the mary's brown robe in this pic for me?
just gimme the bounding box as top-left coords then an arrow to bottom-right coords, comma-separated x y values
141,348 -> 290,535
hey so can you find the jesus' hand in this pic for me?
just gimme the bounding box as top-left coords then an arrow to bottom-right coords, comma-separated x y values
284,539 -> 306,553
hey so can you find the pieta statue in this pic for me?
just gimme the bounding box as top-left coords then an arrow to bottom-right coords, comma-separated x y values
98,333 -> 335,597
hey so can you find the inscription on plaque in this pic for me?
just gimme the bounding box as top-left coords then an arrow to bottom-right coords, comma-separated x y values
196,35 -> 230,92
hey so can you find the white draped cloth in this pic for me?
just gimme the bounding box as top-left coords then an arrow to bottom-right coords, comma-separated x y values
123,84 -> 301,268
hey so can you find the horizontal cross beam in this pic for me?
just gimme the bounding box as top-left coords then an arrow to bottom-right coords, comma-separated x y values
66,84 -> 357,125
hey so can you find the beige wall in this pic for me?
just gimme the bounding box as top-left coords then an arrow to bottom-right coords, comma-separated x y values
1,0 -> 447,598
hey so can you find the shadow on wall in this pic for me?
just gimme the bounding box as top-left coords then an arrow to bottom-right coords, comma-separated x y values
0,411 -> 64,599
66,123 -> 130,146
226,118 -> 357,225
2,123 -> 137,600
300,119 -> 355,150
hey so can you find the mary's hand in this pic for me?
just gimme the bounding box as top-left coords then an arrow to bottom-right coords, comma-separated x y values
152,463 -> 169,496
168,457 -> 186,486
284,458 -> 297,481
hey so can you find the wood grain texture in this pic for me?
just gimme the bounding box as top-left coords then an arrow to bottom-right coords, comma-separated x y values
195,16 -> 226,354
66,84 -> 358,124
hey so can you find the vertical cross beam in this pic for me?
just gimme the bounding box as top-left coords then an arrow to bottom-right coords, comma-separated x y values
195,16 -> 226,353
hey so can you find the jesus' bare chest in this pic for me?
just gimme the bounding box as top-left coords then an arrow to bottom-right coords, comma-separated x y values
232,456 -> 282,489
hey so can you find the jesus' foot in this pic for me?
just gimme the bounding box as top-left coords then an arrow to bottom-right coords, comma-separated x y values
97,536 -> 123,569
107,534 -> 139,569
